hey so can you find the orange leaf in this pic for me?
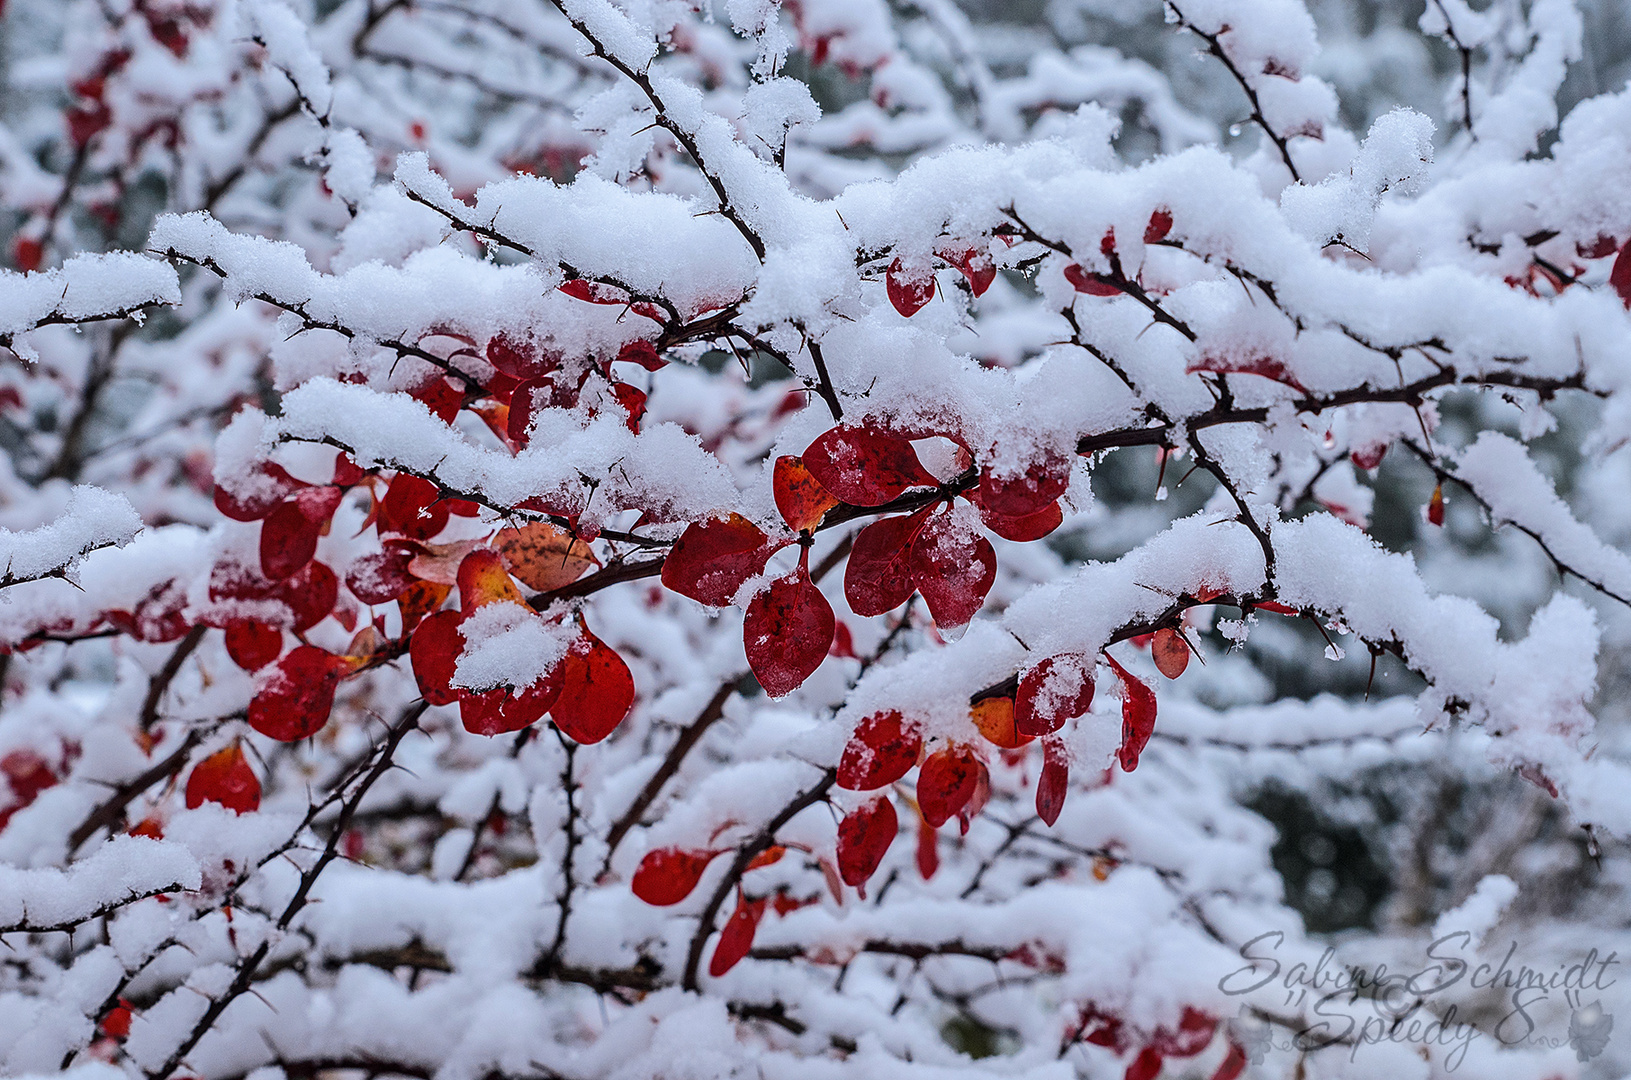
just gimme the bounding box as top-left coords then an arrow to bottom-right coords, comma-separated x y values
185,743 -> 260,814
971,695 -> 1031,749
494,521 -> 599,593
773,456 -> 839,533
456,548 -> 525,610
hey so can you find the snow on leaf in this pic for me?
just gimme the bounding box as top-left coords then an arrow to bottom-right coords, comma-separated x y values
837,710 -> 921,791
910,504 -> 996,629
1016,654 -> 1095,738
804,426 -> 936,507
662,513 -> 778,607
885,257 -> 934,316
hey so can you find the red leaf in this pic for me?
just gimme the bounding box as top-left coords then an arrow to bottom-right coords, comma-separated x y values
1152,1008 -> 1216,1058
916,811 -> 939,879
917,743 -> 979,828
460,671 -> 561,737
633,847 -> 725,905
185,744 -> 260,813
743,560 -> 835,698
1037,736 -> 1069,826
410,374 -> 463,424
610,382 -> 647,433
1428,482 -> 1445,526
1151,628 -> 1189,679
1612,239 -> 1631,308
661,514 -> 777,607
247,646 -> 351,741
486,334 -> 557,380
1,749 -> 57,808
345,546 -> 417,605
13,237 -> 42,273
1065,264 -> 1120,296
1188,353 -> 1307,393
979,455 -> 1071,518
616,339 -> 666,371
1125,1046 -> 1164,1080
978,499 -> 1063,542
911,506 -> 996,629
941,247 -> 996,296
1106,655 -> 1156,772
885,257 -> 934,316
844,508 -> 928,617
1016,654 -> 1095,737
1255,600 -> 1298,615
409,610 -> 461,705
804,426 -> 936,507
1212,1042 -> 1247,1080
1144,208 -> 1173,244
550,630 -> 635,744
773,456 -> 839,533
379,474 -> 450,541
259,487 -> 341,581
837,710 -> 922,791
224,620 -> 282,670
709,893 -> 767,977
281,561 -> 338,632
837,796 -> 897,888
1350,442 -> 1387,470
559,278 -> 624,305
100,1000 -> 133,1040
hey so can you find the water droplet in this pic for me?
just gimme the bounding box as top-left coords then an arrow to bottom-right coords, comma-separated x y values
1228,123 -> 1243,137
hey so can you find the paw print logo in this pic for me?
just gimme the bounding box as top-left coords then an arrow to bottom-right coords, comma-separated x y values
1569,1000 -> 1613,1062
1230,1007 -> 1273,1065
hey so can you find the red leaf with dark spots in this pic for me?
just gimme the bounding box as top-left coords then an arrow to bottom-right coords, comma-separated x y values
885,257 -> 934,316
661,513 -> 777,607
844,507 -> 929,617
224,620 -> 281,670
979,455 -> 1071,518
917,744 -> 979,827
379,473 -> 449,541
978,499 -> 1063,542
248,645 -> 352,741
1612,239 -> 1631,308
910,506 -> 996,629
837,710 -> 922,791
773,456 -> 839,533
346,546 -> 417,605
1065,264 -> 1121,295
633,847 -> 725,905
1037,736 -> 1069,826
709,893 -> 767,977
1151,628 -> 1189,678
804,426 -> 936,507
409,610 -> 461,705
550,631 -> 635,744
1107,654 -> 1156,772
743,561 -> 834,698
1016,653 -> 1095,738
185,744 -> 260,813
837,796 -> 897,888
